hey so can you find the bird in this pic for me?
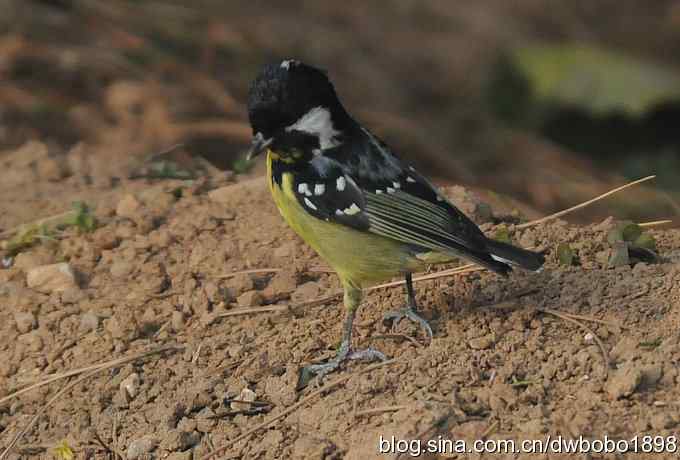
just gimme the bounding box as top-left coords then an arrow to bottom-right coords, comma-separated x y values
246,59 -> 544,386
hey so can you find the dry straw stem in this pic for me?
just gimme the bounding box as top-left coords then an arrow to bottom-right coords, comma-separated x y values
0,369 -> 101,460
196,359 -> 398,460
539,308 -> 610,379
516,175 -> 656,229
0,345 -> 182,459
354,404 -> 408,418
0,345 -> 182,405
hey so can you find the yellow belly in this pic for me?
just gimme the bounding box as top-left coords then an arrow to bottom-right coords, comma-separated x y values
267,152 -> 425,287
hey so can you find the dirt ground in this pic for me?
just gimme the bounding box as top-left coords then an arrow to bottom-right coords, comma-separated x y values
1,141 -> 680,460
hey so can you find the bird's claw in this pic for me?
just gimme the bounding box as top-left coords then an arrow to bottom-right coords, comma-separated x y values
383,307 -> 433,340
298,347 -> 387,389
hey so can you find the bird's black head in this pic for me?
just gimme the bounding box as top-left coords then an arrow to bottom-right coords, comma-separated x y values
247,60 -> 353,160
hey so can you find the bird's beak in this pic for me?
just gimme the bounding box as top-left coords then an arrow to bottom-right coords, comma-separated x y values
246,133 -> 273,161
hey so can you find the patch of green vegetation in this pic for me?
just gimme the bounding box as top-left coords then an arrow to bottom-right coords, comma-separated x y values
638,337 -> 662,349
556,242 -> 576,266
53,440 -> 74,460
61,201 -> 97,233
233,156 -> 255,175
4,224 -> 54,256
493,226 -> 512,244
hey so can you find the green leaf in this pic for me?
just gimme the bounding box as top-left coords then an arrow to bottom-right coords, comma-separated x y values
638,337 -> 662,349
511,43 -> 680,115
620,222 -> 642,242
53,440 -> 74,460
556,243 -> 575,266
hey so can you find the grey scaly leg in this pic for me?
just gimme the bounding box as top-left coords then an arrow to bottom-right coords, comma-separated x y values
383,273 -> 433,340
299,282 -> 386,388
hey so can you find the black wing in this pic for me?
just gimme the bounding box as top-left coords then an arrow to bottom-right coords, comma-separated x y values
291,155 -> 370,231
329,129 -> 490,251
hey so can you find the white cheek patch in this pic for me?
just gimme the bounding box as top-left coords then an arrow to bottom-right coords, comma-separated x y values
286,106 -> 341,150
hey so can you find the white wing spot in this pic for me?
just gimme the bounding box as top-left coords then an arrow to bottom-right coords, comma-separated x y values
335,209 -> 344,216
343,203 -> 361,215
375,189 -> 383,194
393,181 -> 401,189
406,176 -> 416,183
409,166 -> 415,171
387,187 -> 396,194
297,183 -> 309,195
336,176 -> 346,191
304,197 -> 317,210
436,195 -> 444,201
314,183 -> 325,195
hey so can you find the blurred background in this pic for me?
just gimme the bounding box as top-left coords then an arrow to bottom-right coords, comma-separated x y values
1,0 -> 679,224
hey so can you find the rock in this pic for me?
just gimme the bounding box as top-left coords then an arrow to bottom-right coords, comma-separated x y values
650,413 -> 675,430
162,430 -> 201,451
13,251 -> 54,271
92,228 -> 119,250
640,363 -> 663,388
120,372 -> 140,399
225,274 -> 254,296
230,387 -> 257,411
166,452 -> 192,460
171,311 -> 185,331
79,312 -> 100,332
61,286 -> 85,304
105,314 -> 139,341
262,271 -> 297,302
606,363 -> 642,399
13,312 -> 36,333
292,435 -> 336,459
237,290 -> 263,307
26,263 -> 78,293
291,281 -> 321,303
126,435 -> 157,459
469,335 -> 494,350
20,331 -> 44,352
149,229 -> 174,248
110,260 -> 134,278
273,242 -> 296,259
116,194 -> 142,219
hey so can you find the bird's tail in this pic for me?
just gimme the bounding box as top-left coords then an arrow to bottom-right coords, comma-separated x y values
485,239 -> 545,272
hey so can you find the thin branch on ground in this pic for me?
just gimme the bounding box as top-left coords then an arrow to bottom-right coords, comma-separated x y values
517,175 -> 656,229
0,345 -> 182,405
538,308 -> 610,380
196,359 -> 398,459
354,405 -> 407,417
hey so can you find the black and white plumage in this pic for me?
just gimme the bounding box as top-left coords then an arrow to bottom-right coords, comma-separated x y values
246,60 -> 544,385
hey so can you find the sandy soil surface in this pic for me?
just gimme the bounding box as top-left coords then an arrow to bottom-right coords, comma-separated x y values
1,142 -> 680,460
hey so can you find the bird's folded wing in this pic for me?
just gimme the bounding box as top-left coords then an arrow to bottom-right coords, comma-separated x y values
291,154 -> 489,256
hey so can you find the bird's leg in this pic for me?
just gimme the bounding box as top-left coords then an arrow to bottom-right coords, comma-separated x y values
383,273 -> 433,340
299,283 -> 386,388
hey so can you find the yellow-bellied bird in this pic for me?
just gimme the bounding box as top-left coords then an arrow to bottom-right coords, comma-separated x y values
246,60 -> 544,385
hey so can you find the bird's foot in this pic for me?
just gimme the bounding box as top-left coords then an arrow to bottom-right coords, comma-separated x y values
383,307 -> 433,340
298,347 -> 387,389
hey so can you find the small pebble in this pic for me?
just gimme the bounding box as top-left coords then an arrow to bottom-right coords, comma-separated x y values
14,312 -> 37,333
126,435 -> 157,459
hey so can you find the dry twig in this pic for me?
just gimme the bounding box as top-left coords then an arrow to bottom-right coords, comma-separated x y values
196,359 -> 397,459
